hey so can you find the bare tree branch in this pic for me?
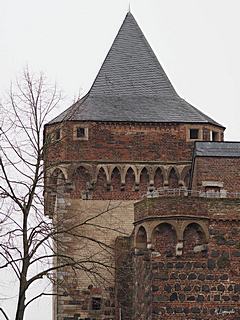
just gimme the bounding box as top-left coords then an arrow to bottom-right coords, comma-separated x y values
0,69 -> 124,320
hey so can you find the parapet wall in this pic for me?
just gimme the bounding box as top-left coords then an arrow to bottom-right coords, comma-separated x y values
134,196 -> 240,221
133,216 -> 240,320
131,196 -> 240,320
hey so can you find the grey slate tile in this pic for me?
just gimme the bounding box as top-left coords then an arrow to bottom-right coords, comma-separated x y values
49,13 -> 223,127
195,142 -> 240,157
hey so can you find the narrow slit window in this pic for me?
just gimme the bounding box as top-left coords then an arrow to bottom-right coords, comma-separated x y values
190,129 -> 199,140
55,128 -> 61,141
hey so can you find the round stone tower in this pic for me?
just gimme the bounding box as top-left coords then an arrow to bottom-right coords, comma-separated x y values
44,12 -> 224,320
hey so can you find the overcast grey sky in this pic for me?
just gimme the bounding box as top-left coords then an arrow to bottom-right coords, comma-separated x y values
1,0 -> 240,319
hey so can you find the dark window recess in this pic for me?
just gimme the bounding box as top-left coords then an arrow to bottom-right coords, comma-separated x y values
77,127 -> 86,138
212,131 -> 219,141
190,129 -> 199,140
91,297 -> 101,310
205,186 -> 220,193
55,129 -> 61,140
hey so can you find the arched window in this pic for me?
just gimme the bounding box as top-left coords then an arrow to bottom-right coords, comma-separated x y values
183,169 -> 191,189
73,166 -> 91,198
154,168 -> 164,189
111,167 -> 121,192
47,168 -> 66,216
50,168 -> 66,195
168,168 -> 178,189
125,167 -> 135,193
94,168 -> 107,199
139,168 -> 149,193
135,226 -> 147,249
183,223 -> 206,257
152,223 -> 177,257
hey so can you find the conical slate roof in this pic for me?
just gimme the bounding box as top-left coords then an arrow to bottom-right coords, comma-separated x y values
50,13 -> 223,127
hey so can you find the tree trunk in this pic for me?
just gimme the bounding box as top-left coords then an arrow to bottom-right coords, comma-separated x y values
15,291 -> 26,320
15,210 -> 29,320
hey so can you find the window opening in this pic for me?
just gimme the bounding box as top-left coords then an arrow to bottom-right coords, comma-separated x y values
91,297 -> 101,310
205,186 -> 221,198
55,128 -> 61,140
77,127 -> 86,138
190,128 -> 199,140
211,131 -> 219,141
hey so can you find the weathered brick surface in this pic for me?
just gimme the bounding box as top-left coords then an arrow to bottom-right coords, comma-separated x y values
45,122 -> 223,164
192,157 -> 240,193
132,196 -> 240,320
43,118 -> 239,320
135,197 -> 240,221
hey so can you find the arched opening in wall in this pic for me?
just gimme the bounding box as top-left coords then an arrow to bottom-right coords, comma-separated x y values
139,168 -> 149,193
94,168 -> 107,199
50,168 -> 66,196
154,168 -> 164,189
125,167 -> 135,193
152,223 -> 177,258
47,168 -> 66,216
184,169 -> 191,189
74,166 -> 91,198
135,226 -> 147,249
183,223 -> 206,257
168,168 -> 178,189
111,167 -> 121,192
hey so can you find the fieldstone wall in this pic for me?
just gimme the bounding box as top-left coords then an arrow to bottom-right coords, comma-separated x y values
131,197 -> 240,320
115,237 -> 134,320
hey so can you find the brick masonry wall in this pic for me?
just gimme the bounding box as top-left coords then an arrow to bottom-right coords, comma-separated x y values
43,119 -> 226,320
134,197 -> 240,222
131,234 -> 240,320
150,218 -> 240,319
132,197 -> 240,320
192,157 -> 240,193
45,122 -> 223,164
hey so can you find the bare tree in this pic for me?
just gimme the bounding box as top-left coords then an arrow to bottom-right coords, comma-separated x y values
0,69 -> 126,320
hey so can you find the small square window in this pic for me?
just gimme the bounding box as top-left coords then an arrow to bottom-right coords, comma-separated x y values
77,127 -> 86,138
212,131 -> 219,141
91,297 -> 101,310
190,129 -> 199,140
55,128 -> 61,140
74,126 -> 88,140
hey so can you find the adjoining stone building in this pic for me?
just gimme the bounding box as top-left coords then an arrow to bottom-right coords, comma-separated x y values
44,12 -> 240,320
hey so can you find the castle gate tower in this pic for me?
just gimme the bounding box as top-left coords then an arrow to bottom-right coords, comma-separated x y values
44,12 -> 225,320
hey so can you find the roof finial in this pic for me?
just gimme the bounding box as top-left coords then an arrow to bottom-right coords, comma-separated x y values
128,1 -> 131,13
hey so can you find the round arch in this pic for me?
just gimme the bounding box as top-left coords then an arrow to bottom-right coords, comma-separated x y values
151,222 -> 177,257
135,226 -> 147,249
182,222 -> 208,256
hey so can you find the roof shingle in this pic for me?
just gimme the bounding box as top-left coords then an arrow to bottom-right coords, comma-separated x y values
195,142 -> 240,157
49,13 -> 223,127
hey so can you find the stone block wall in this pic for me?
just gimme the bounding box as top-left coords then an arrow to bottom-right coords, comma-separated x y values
43,119 -> 228,320
131,196 -> 240,320
115,236 -> 134,320
53,199 -> 134,320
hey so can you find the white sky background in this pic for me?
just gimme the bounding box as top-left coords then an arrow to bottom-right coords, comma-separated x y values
0,0 -> 240,319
